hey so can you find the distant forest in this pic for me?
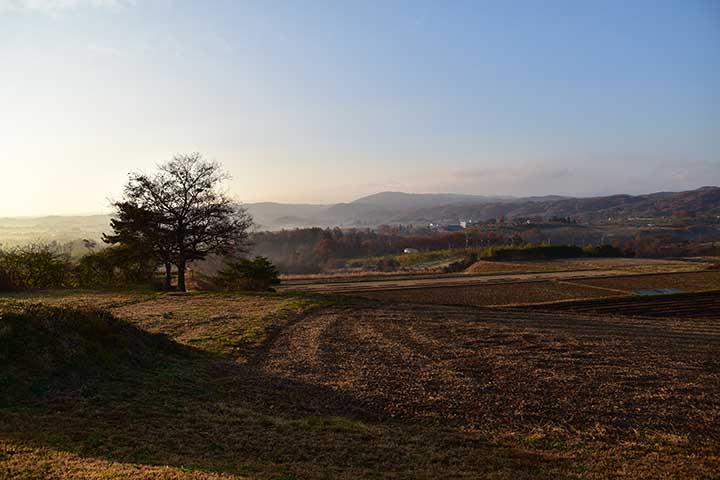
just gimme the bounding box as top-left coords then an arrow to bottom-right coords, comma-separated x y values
251,223 -> 720,274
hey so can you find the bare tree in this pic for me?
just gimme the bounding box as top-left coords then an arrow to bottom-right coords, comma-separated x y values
110,153 -> 253,291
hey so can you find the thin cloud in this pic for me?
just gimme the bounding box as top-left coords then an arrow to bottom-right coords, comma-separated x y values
371,161 -> 719,199
0,0 -> 135,13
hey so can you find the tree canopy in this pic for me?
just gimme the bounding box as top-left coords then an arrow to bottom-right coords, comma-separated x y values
106,153 -> 253,291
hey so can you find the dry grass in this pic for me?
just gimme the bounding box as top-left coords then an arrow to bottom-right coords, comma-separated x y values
1,289 -> 719,479
0,291 -> 564,480
464,260 -> 565,274
552,257 -> 709,272
1,290 -> 329,361
465,257 -> 706,275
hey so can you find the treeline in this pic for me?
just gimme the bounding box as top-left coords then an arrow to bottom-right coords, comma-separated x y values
624,234 -> 720,258
483,244 -> 629,261
252,226 -> 720,274
0,243 -> 280,293
0,244 -> 157,292
252,227 -> 515,273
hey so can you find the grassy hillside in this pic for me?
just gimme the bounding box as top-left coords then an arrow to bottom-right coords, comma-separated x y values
0,293 -> 554,479
0,304 -> 178,406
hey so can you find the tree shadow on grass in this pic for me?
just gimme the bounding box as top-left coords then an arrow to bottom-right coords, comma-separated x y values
1,325 -> 573,479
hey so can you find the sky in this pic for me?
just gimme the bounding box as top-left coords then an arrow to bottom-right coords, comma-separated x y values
0,0 -> 718,216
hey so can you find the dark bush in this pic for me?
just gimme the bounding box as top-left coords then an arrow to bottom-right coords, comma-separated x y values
75,246 -> 156,288
481,245 -> 585,261
75,249 -> 116,287
583,244 -> 624,258
376,257 -> 401,272
210,257 -> 281,291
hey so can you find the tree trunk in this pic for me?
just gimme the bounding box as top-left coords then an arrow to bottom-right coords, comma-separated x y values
177,261 -> 186,292
164,262 -> 172,291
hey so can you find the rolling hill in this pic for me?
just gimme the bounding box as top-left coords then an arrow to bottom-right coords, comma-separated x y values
0,187 -> 717,245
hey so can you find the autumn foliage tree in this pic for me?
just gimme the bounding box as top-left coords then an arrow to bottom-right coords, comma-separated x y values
108,153 -> 253,291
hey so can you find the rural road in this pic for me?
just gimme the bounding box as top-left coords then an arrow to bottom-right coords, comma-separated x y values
277,269 -> 658,293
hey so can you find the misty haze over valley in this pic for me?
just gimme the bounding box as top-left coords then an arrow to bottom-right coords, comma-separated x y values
2,187 -> 718,246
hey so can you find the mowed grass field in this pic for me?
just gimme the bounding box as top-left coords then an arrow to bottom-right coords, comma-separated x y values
1,286 -> 719,479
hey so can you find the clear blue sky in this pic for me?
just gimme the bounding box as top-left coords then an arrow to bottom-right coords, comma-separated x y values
1,0 -> 718,215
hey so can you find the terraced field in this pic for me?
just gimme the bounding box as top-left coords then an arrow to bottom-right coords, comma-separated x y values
521,290 -> 720,320
349,271 -> 720,307
571,270 -> 720,293
355,280 -> 622,306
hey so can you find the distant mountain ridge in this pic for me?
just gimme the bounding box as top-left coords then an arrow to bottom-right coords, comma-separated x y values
384,186 -> 720,225
0,187 -> 717,244
351,191 -> 567,209
245,187 -> 719,229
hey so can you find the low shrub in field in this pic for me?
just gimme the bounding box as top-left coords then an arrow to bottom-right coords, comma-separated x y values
205,256 -> 281,291
0,244 -> 72,291
0,304 -> 175,405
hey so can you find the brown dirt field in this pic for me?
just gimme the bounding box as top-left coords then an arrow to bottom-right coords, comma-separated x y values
464,257 -> 704,275
2,291 -> 719,478
552,257 -> 710,272
356,280 -> 623,306
572,270 -> 720,293
521,290 -> 720,320
264,301 -> 720,476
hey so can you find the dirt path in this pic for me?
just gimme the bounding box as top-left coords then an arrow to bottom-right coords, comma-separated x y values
261,302 -> 720,440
